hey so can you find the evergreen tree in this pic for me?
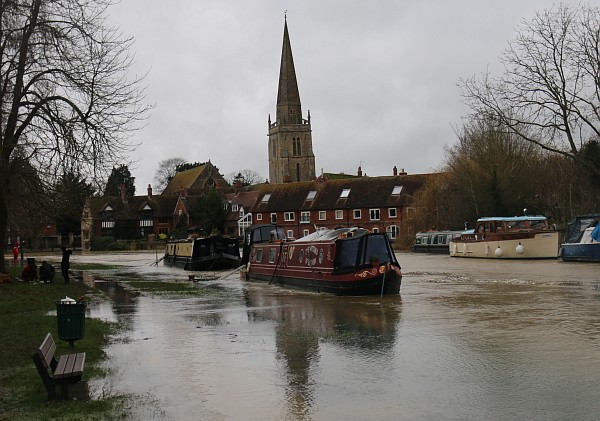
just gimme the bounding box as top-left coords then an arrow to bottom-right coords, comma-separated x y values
54,173 -> 96,235
104,165 -> 136,197
189,189 -> 227,234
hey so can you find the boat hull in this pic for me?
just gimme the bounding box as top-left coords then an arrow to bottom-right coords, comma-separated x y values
243,264 -> 401,296
560,243 -> 600,262
450,232 -> 559,259
163,253 -> 240,270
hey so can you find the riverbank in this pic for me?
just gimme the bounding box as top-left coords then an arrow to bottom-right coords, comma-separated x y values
0,264 -> 126,421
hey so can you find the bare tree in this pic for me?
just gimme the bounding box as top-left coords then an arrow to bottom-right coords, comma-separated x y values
460,4 -> 600,173
154,157 -> 187,193
225,169 -> 264,186
0,0 -> 150,273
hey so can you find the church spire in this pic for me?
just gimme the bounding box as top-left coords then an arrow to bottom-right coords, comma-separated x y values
276,18 -> 302,124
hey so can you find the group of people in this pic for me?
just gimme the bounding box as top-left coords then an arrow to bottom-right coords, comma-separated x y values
20,246 -> 72,284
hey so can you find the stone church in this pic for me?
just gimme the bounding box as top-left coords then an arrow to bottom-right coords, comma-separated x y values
268,19 -> 316,184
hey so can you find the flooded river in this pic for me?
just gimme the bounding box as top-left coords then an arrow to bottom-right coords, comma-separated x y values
74,251 -> 600,420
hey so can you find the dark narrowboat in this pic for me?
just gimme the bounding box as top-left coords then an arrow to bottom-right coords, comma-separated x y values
164,236 -> 241,270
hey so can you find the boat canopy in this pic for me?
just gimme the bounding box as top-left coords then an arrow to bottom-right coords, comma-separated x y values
564,215 -> 600,243
334,233 -> 397,272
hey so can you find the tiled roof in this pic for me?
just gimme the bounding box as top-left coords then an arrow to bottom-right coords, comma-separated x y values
85,195 -> 179,219
161,164 -> 207,195
251,174 -> 432,212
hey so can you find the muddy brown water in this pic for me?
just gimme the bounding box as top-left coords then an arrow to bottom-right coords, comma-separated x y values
67,251 -> 600,420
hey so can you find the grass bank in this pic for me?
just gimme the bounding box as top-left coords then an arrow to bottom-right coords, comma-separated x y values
0,264 -> 127,421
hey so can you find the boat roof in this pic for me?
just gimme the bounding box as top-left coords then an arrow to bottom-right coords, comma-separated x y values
477,216 -> 547,222
293,227 -> 369,242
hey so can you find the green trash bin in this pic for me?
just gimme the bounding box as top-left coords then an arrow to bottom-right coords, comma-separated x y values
56,298 -> 86,345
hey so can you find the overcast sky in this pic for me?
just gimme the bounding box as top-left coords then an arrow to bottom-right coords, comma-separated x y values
107,0 -> 559,192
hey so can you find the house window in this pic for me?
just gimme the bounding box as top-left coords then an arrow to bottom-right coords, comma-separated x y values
387,225 -> 399,239
284,212 -> 295,221
370,209 -> 380,221
319,211 -> 326,220
372,227 -> 379,233
335,210 -> 343,220
303,229 -> 310,237
270,213 -> 277,223
287,230 -> 294,239
158,217 -> 169,224
389,208 -> 397,218
300,211 -> 310,223
256,213 -> 263,221
391,185 -> 403,196
340,188 -> 351,198
159,228 -> 169,235
306,190 -> 317,201
232,204 -> 239,212
262,194 -> 271,203
353,209 -> 361,219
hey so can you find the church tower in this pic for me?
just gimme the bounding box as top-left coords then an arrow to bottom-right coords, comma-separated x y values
268,18 -> 315,184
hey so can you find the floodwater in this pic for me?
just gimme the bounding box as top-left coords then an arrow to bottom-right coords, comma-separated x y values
72,251 -> 600,420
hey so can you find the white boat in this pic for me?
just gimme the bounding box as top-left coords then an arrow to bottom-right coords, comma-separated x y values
450,216 -> 559,259
412,230 -> 462,253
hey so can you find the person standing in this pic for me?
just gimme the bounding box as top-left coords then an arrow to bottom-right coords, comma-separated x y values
61,246 -> 72,284
12,242 -> 19,266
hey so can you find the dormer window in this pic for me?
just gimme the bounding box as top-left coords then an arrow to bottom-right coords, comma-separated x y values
232,204 -> 239,212
391,185 -> 403,196
262,194 -> 271,203
340,189 -> 351,199
306,190 -> 317,201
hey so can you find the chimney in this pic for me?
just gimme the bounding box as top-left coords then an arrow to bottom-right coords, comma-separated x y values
357,165 -> 363,177
147,184 -> 152,197
393,166 -> 398,176
120,183 -> 127,203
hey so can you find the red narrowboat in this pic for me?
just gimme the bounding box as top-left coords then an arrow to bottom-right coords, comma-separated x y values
241,224 -> 402,296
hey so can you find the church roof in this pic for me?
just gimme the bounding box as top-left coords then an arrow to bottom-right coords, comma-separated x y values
277,19 -> 301,107
161,164 -> 208,195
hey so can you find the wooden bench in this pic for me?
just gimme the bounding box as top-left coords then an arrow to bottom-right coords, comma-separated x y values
32,333 -> 86,400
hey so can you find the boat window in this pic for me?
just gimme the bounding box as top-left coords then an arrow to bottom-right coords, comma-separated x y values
530,220 -> 547,229
318,249 -> 324,264
335,237 -> 360,269
255,249 -> 263,263
268,248 -> 277,263
299,249 -> 305,263
363,234 -> 393,265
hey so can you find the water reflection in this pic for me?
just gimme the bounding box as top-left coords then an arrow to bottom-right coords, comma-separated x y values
243,286 -> 402,419
82,271 -> 140,327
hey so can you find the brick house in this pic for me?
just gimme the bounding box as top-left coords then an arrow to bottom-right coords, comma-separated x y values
248,173 -> 429,245
81,184 -> 179,250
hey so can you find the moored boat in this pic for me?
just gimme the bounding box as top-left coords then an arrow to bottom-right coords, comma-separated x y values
412,230 -> 462,253
241,224 -> 402,295
560,214 -> 600,262
164,236 -> 241,270
450,216 -> 559,259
